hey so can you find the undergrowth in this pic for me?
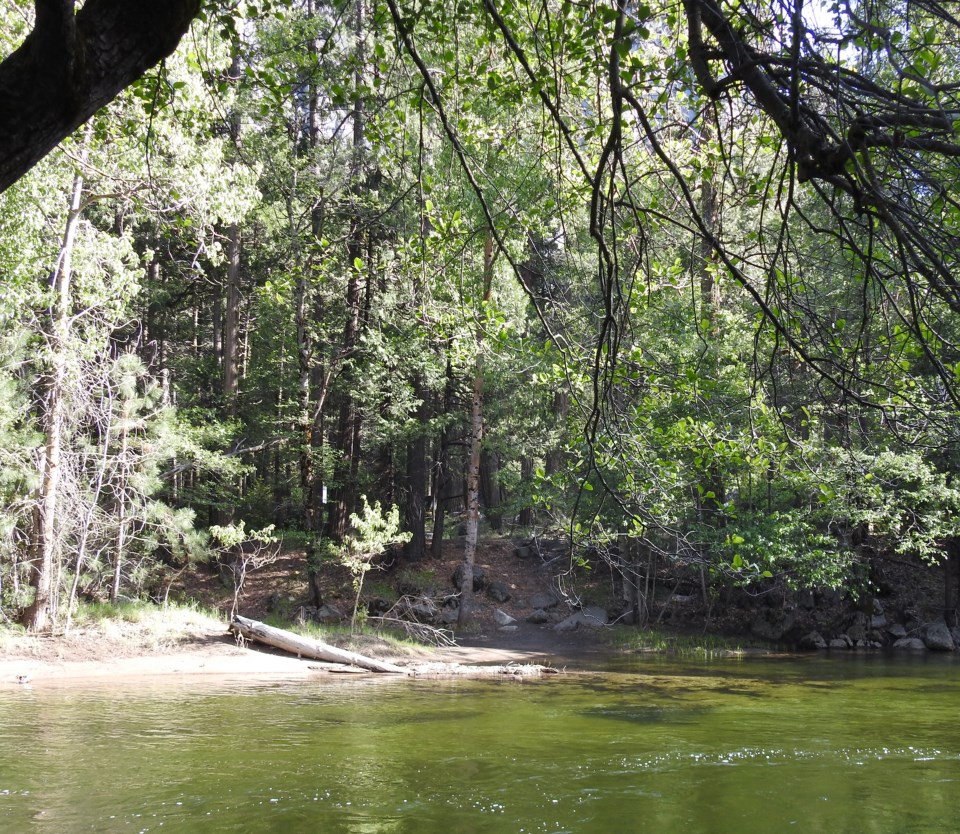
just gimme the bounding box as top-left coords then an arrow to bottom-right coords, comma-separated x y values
611,627 -> 750,658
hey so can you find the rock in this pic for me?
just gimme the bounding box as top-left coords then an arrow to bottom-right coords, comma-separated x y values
554,614 -> 581,633
751,610 -> 796,642
893,637 -> 927,650
798,630 -> 827,650
872,598 -> 884,615
580,606 -> 609,627
486,581 -> 512,603
315,604 -> 344,624
554,607 -> 608,632
797,590 -> 816,610
513,546 -> 532,559
887,623 -> 907,639
494,609 -> 517,627
870,614 -> 888,629
923,622 -> 955,651
828,638 -> 849,649
440,607 -> 460,625
407,598 -> 441,623
526,609 -> 550,624
530,591 -> 560,610
498,625 -> 519,633
452,563 -> 487,592
846,622 -> 867,642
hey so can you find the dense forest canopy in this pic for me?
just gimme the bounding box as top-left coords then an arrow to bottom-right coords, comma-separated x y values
2,0 -> 960,632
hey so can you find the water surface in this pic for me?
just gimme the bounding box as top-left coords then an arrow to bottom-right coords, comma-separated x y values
1,653 -> 958,832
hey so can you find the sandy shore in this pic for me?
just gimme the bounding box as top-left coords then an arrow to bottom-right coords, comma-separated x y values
0,620 -> 603,690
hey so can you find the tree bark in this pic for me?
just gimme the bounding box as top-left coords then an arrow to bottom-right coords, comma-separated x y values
430,350 -> 455,558
222,222 -> 241,415
24,135 -> 88,632
230,615 -> 407,673
458,234 -> 494,627
0,0 -> 201,192
403,375 -> 428,561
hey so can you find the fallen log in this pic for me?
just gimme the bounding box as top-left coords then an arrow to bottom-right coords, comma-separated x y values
229,615 -> 408,674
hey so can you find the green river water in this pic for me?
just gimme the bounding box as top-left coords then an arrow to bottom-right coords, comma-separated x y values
1,653 -> 958,833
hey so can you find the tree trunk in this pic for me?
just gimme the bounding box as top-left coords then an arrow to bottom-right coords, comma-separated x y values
517,456 -> 534,527
545,391 -> 568,476
0,0 -> 202,193
458,234 -> 494,627
430,350 -> 455,558
403,375 -> 428,561
222,222 -> 241,415
230,615 -> 407,673
458,362 -> 483,627
24,137 -> 88,632
479,449 -> 502,531
329,0 -> 368,542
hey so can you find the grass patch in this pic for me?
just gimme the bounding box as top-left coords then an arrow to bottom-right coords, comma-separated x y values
611,627 -> 750,658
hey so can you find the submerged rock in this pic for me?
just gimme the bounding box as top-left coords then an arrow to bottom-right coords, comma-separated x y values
893,637 -> 927,650
798,631 -> 827,650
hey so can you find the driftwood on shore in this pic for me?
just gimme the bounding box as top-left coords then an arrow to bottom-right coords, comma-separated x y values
229,615 -> 408,674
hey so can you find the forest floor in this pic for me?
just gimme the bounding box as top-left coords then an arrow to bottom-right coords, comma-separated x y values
0,534 -> 948,690
0,538 -> 615,689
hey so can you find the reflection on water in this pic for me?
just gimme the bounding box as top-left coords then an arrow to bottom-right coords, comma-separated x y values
0,654 -> 958,833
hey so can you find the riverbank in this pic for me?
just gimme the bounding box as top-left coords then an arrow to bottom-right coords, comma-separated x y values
0,605 -> 611,690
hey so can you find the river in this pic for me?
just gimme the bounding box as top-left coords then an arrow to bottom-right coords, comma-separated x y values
1,652 -> 958,832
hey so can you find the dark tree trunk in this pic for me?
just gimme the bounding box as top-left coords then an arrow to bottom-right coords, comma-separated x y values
403,375 -> 429,561
479,449 -> 502,532
517,456 -> 534,527
430,351 -> 456,559
0,0 -> 201,192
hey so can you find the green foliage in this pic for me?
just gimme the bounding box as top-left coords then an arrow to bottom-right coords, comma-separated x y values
335,497 -> 411,632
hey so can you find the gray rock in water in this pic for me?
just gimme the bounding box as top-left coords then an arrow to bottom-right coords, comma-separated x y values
893,637 -> 927,650
887,623 -> 908,639
923,622 -> 955,651
798,630 -> 827,650
530,591 -> 560,610
526,609 -> 550,624
486,581 -> 512,603
494,609 -> 517,627
828,638 -> 850,649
